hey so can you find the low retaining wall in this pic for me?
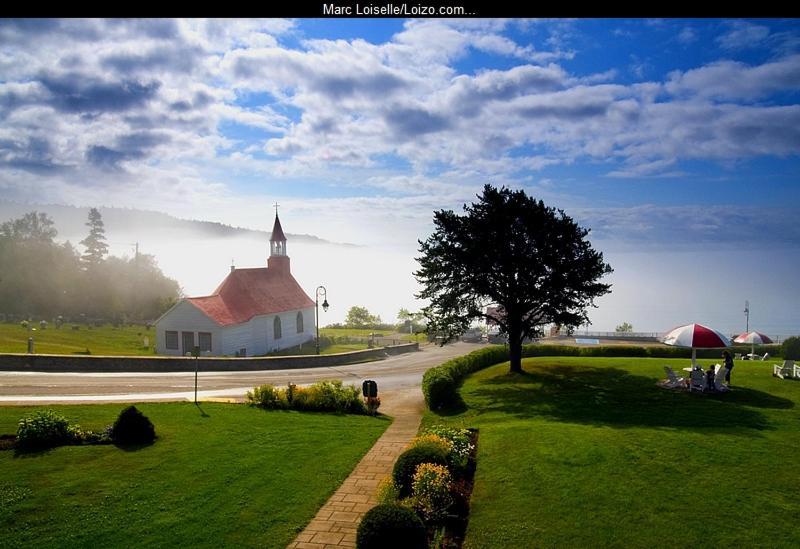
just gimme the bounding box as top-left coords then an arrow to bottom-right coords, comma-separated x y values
0,343 -> 419,373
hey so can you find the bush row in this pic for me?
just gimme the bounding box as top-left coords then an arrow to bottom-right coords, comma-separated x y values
422,343 -> 785,410
358,426 -> 475,548
422,346 -> 510,411
246,380 -> 377,414
15,406 -> 155,450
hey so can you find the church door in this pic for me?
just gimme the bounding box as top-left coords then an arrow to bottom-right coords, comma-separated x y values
181,331 -> 195,355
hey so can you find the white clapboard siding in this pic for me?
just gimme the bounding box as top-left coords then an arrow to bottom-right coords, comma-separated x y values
155,300 -> 222,356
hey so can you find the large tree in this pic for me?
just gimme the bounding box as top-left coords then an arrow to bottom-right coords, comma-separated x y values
345,306 -> 381,329
80,207 -> 108,266
415,185 -> 613,373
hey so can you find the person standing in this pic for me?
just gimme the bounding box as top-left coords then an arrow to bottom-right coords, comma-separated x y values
723,350 -> 734,384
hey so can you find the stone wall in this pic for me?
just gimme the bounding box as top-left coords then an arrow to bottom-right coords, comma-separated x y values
0,343 -> 419,373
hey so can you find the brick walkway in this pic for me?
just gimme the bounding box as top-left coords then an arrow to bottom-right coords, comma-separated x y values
288,387 -> 425,549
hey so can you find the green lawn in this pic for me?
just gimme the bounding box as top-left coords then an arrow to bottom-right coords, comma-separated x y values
0,402 -> 389,548
0,323 -> 418,356
0,323 -> 155,355
423,357 -> 800,548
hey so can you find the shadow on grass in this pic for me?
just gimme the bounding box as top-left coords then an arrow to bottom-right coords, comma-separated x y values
195,403 -> 210,418
458,366 -> 793,433
114,439 -> 156,452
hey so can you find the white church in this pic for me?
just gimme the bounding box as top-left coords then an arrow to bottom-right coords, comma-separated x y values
155,213 -> 315,356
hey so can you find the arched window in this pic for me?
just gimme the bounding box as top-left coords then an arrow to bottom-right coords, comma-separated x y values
273,316 -> 282,340
296,311 -> 304,333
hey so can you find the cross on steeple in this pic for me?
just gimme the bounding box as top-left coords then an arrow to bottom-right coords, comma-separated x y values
274,202 -> 280,216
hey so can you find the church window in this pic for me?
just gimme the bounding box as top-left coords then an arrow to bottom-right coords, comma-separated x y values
199,332 -> 212,352
274,316 -> 282,339
165,331 -> 178,350
296,311 -> 304,333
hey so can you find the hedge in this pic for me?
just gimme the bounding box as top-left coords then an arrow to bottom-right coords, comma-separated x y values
422,343 -> 783,410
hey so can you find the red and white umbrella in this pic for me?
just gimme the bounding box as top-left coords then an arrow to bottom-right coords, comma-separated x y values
662,323 -> 731,367
733,331 -> 773,356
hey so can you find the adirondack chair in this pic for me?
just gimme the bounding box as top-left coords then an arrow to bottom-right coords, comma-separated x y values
689,368 -> 706,392
661,366 -> 686,389
713,364 -> 729,392
774,360 -> 795,379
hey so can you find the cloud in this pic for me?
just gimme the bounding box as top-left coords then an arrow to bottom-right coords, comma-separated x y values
0,18 -> 798,237
665,55 -> 800,100
575,204 -> 800,250
38,72 -> 160,113
716,21 -> 771,50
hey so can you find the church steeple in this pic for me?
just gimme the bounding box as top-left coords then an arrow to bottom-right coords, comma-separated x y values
268,205 -> 290,274
270,210 -> 287,257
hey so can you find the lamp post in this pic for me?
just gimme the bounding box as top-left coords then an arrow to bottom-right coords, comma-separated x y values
315,286 -> 329,355
744,300 -> 750,333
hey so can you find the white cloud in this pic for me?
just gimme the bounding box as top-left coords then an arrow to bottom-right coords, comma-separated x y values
716,21 -> 770,50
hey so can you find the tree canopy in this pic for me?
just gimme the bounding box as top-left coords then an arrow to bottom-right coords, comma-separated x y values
415,184 -> 613,373
345,306 -> 381,329
80,207 -> 109,266
0,211 -> 180,323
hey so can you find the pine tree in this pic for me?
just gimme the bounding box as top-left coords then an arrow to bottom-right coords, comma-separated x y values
80,208 -> 108,266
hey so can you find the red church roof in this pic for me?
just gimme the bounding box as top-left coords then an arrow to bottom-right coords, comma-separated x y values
186,266 -> 314,326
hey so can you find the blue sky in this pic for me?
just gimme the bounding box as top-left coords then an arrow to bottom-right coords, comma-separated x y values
0,18 -> 798,333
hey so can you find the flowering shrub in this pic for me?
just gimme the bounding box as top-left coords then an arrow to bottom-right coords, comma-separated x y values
17,409 -> 78,449
392,445 -> 448,497
411,463 -> 453,523
422,426 -> 473,468
376,476 -> 400,504
365,396 -> 381,415
409,433 -> 453,456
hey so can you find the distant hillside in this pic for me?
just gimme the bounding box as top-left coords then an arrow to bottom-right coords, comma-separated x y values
0,201 -> 358,247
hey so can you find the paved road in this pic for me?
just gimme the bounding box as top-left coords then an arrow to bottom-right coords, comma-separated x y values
0,342 -> 484,404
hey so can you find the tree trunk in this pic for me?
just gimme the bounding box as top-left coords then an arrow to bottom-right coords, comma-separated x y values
508,328 -> 523,374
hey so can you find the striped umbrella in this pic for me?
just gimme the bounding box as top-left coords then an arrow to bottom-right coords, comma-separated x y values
733,331 -> 773,356
662,323 -> 731,367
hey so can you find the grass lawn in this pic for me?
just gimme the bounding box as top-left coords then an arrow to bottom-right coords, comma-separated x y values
0,323 -> 155,355
423,356 -> 800,548
0,402 -> 389,548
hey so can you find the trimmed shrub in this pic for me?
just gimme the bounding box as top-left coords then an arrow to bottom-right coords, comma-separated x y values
246,384 -> 288,409
411,463 -> 453,523
422,345 -> 510,410
17,409 -> 77,450
782,336 -> 800,361
111,406 -> 155,445
393,445 -> 449,498
356,504 -> 427,549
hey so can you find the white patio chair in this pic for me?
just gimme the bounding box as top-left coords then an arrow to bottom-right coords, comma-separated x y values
689,368 -> 705,392
661,366 -> 685,389
773,360 -> 793,379
794,365 -> 800,379
714,364 -> 729,392
761,353 -> 770,361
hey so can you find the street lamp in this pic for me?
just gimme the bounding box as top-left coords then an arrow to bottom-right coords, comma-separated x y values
315,286 -> 329,355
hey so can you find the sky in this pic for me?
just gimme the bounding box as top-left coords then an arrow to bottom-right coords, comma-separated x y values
0,18 -> 799,335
